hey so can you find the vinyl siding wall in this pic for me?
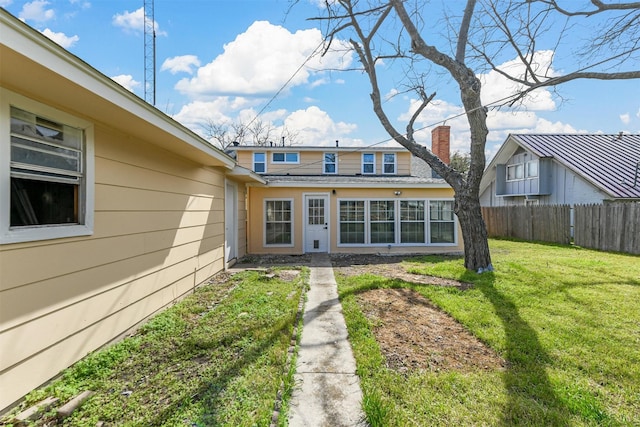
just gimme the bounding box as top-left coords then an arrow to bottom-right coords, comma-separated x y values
480,161 -> 608,206
236,150 -> 412,175
0,123 -> 233,410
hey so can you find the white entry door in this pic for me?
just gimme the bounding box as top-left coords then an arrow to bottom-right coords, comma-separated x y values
304,194 -> 329,253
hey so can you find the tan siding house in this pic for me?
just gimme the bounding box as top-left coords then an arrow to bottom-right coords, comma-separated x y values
0,10 -> 263,411
232,130 -> 463,256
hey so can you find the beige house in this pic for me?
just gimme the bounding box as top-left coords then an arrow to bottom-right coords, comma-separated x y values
230,126 -> 463,255
0,10 -> 264,411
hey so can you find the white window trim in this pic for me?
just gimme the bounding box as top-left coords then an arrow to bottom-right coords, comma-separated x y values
253,152 -> 267,173
362,153 -> 376,174
323,152 -> 338,174
263,198 -> 295,247
428,199 -> 457,245
336,198 -> 457,247
382,153 -> 397,175
506,163 -> 524,182
1,89 -> 95,244
271,152 -> 299,164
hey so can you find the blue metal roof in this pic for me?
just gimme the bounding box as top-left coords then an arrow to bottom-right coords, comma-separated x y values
511,134 -> 640,199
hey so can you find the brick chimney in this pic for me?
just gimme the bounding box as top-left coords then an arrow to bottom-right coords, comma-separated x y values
431,125 -> 450,165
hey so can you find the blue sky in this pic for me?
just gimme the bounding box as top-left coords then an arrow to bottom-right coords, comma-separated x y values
2,0 -> 639,158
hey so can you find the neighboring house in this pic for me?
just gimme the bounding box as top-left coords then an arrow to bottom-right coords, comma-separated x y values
0,10 -> 263,411
230,126 -> 463,256
480,133 -> 640,207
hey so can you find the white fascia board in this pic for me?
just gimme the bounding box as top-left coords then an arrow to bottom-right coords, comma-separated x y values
262,181 -> 452,189
229,146 -> 409,152
227,166 -> 267,184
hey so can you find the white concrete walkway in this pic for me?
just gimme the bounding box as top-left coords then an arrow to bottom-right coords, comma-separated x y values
287,253 -> 367,427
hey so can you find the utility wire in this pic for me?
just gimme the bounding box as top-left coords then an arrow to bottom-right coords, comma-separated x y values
246,38 -> 640,173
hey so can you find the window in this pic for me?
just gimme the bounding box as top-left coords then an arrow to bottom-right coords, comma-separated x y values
383,153 -> 396,174
429,201 -> 455,243
323,152 -> 337,174
400,200 -> 425,243
1,91 -> 94,244
339,200 -> 365,244
362,153 -> 375,174
265,199 -> 293,245
253,152 -> 266,173
338,198 -> 456,246
370,200 -> 395,243
272,152 -> 299,163
506,163 -> 524,181
308,198 -> 325,225
526,160 -> 538,178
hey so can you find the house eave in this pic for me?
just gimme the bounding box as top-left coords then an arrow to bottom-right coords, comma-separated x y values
226,166 -> 267,184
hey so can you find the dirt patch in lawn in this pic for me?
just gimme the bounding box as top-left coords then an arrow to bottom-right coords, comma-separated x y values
331,254 -> 505,373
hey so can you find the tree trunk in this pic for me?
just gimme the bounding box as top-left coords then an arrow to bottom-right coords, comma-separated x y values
454,190 -> 492,272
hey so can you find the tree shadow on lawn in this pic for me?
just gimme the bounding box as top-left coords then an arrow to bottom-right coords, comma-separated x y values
142,317 -> 294,426
342,266 -> 575,426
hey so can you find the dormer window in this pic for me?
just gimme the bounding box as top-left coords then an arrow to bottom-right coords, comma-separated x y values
272,152 -> 299,163
323,152 -> 337,174
383,153 -> 396,174
362,153 -> 375,174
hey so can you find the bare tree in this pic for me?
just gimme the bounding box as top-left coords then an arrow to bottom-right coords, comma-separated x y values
313,0 -> 640,271
202,118 -> 299,149
201,119 -> 247,150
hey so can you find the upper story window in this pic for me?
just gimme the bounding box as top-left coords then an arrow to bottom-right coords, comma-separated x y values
383,153 -> 396,174
272,152 -> 299,163
506,163 -> 524,181
1,90 -> 94,244
526,160 -> 538,178
253,152 -> 266,173
323,152 -> 337,174
362,153 -> 375,174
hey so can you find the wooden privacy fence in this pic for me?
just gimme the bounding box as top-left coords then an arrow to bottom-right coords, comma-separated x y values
481,205 -> 571,245
482,203 -> 640,255
574,203 -> 640,255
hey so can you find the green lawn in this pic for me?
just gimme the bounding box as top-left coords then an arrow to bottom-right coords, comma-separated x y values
5,268 -> 307,427
337,239 -> 640,426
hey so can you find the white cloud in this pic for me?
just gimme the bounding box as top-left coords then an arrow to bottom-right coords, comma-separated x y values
309,78 -> 328,88
161,55 -> 201,75
384,88 -> 399,102
284,106 -> 358,146
479,50 -> 557,111
172,100 -> 359,146
172,98 -> 258,134
175,21 -> 352,98
0,0 -> 13,7
112,7 -> 166,36
19,0 -> 55,22
111,74 -> 140,92
69,0 -> 91,8
637,108 -> 640,119
620,113 -> 631,125
41,28 -> 79,48
394,51 -> 586,160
